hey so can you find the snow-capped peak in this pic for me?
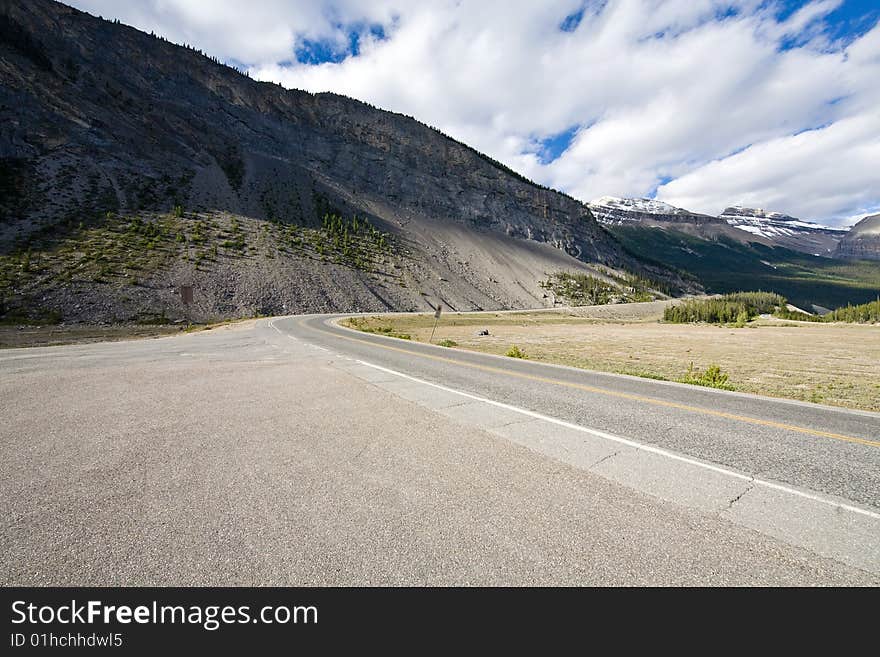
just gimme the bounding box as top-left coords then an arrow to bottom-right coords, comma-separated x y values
589,196 -> 689,215
720,206 -> 844,235
719,206 -> 797,222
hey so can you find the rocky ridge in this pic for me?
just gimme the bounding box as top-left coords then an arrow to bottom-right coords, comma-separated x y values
0,0 -> 688,324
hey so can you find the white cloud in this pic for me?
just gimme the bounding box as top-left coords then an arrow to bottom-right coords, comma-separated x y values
68,0 -> 880,225
657,114 -> 880,226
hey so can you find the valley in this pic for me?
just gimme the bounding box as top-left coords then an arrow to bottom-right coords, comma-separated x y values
607,224 -> 880,311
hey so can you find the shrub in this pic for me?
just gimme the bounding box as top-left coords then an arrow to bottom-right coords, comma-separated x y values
437,339 -> 458,347
222,237 -> 245,251
680,363 -> 733,390
734,309 -> 751,328
505,345 -> 527,359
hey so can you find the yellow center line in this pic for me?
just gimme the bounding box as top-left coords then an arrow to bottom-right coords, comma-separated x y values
301,318 -> 880,449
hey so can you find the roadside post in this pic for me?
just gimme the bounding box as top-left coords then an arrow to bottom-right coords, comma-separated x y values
179,284 -> 193,326
429,302 -> 442,344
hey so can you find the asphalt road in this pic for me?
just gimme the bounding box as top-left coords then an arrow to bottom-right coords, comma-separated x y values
1,315 -> 878,585
281,315 -> 880,509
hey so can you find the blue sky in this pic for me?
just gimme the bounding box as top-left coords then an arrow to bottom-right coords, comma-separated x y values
295,22 -> 387,64
71,0 -> 880,226
778,0 -> 879,40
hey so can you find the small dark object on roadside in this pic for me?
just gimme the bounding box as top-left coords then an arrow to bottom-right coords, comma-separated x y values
476,329 -> 490,336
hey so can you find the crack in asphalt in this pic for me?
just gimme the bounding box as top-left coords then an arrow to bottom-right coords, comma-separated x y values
589,450 -> 621,470
725,479 -> 756,510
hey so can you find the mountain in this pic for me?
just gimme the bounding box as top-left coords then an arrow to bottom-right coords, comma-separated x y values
588,195 -> 767,247
719,207 -> 846,256
589,197 -> 847,256
606,223 -> 880,311
835,214 -> 880,261
587,197 -> 721,225
0,0 -> 686,325
588,198 -> 880,307
589,202 -> 877,310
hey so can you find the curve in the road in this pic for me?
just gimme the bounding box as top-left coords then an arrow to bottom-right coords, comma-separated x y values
309,319 -> 879,448
272,314 -> 880,512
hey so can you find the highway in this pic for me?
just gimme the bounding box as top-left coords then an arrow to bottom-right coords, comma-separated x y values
1,314 -> 878,585
281,315 -> 880,508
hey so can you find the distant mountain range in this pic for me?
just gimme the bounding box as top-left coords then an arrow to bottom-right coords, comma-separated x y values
590,197 -> 879,310
588,197 -> 854,258
718,206 -> 847,257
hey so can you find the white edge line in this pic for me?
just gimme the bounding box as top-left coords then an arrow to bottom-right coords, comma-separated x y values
270,317 -> 880,521
327,315 -> 880,420
354,358 -> 880,521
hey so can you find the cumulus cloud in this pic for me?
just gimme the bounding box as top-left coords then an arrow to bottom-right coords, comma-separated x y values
657,114 -> 880,226
69,0 -> 880,225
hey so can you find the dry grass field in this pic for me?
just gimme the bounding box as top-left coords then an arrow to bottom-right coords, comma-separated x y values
344,303 -> 880,412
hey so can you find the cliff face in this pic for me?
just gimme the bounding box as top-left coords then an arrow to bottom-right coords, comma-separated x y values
1,0 -> 624,262
1,0 -> 690,322
835,215 -> 880,261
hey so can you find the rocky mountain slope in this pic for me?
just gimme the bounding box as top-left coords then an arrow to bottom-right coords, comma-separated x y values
835,214 -> 880,261
589,197 -> 848,257
0,0 -> 686,325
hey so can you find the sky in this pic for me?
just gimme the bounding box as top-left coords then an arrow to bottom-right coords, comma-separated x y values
69,0 -> 880,227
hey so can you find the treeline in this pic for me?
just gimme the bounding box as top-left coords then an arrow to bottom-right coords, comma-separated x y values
770,299 -> 879,323
824,299 -> 880,323
665,292 -> 880,325
664,292 -> 784,324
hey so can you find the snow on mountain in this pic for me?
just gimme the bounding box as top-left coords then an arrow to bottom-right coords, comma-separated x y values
590,198 -> 849,256
587,197 -> 707,225
590,196 -> 692,216
719,206 -> 845,240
